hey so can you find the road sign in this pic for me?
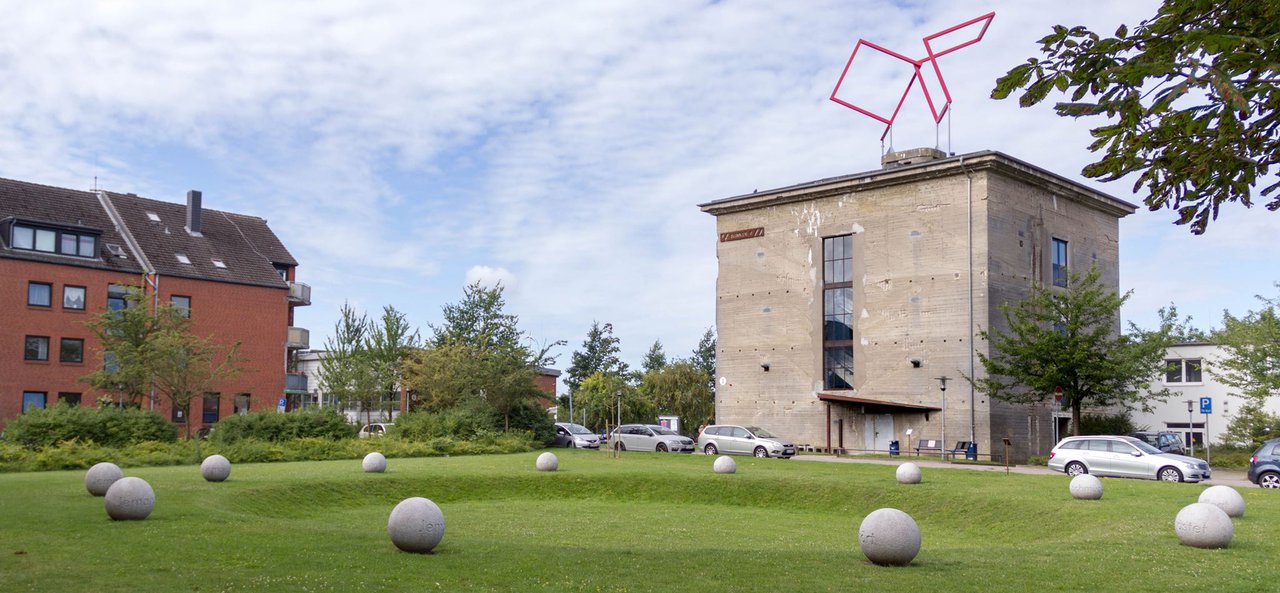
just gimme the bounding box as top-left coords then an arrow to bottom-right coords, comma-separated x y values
277,397 -> 287,412
1053,386 -> 1063,402
1200,397 -> 1212,415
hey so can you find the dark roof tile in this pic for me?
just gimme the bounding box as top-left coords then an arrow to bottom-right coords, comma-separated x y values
0,178 -> 146,274
106,192 -> 294,289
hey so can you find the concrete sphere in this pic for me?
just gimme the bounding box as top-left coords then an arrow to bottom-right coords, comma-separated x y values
363,452 -> 387,473
536,452 -> 559,472
85,462 -> 124,496
713,455 -> 737,474
1175,503 -> 1233,549
1069,474 -> 1104,500
200,455 -> 231,482
104,477 -> 155,521
1198,485 -> 1245,518
388,497 -> 446,553
858,508 -> 922,566
896,462 -> 922,484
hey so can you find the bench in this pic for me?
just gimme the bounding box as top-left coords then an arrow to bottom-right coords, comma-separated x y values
947,441 -> 974,460
914,439 -> 943,455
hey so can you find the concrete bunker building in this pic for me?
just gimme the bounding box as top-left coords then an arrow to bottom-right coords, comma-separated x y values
699,149 -> 1136,462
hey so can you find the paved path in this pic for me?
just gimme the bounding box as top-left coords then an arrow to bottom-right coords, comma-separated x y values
791,454 -> 1253,488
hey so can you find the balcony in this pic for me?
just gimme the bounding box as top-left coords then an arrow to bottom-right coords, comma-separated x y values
286,326 -> 310,350
287,281 -> 311,306
285,372 -> 308,393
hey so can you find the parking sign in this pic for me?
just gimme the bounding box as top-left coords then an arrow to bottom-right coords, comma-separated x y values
1199,397 -> 1211,414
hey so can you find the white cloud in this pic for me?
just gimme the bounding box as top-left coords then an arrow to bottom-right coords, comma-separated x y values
465,266 -> 517,292
1,0 -> 1276,368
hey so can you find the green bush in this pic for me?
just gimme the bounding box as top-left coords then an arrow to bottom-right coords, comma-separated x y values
395,401 -> 554,445
1205,445 -> 1254,469
4,404 -> 176,448
502,400 -> 555,445
0,433 -> 540,473
394,406 -> 496,441
1079,412 -> 1135,435
210,409 -> 356,443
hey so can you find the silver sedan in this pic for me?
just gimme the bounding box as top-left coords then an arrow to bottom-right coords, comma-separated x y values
1048,435 -> 1210,482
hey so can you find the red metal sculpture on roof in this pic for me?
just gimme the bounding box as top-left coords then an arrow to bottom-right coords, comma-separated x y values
830,12 -> 995,140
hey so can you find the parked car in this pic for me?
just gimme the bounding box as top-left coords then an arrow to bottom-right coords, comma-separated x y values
606,424 -> 695,453
1127,431 -> 1186,455
553,422 -> 600,449
358,423 -> 393,438
1247,437 -> 1280,489
697,425 -> 796,458
1047,435 -> 1210,482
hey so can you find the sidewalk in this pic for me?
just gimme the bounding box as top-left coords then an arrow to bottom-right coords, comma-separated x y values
791,453 -> 1252,487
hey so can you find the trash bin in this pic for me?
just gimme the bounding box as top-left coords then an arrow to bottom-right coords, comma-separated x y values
966,442 -> 977,461
889,440 -> 900,456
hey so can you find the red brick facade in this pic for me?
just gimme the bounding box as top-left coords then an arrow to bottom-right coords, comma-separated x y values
0,258 -> 290,432
0,178 -> 302,433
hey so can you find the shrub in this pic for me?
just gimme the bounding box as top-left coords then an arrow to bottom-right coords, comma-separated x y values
396,400 -> 554,444
4,404 -> 176,448
211,409 -> 356,443
502,400 -> 556,445
395,406 -> 495,441
1079,413 -> 1135,435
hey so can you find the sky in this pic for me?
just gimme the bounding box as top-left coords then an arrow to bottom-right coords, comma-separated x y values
3,0 -> 1276,385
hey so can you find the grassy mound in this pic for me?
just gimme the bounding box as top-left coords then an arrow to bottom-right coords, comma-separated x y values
1,451 -> 1275,592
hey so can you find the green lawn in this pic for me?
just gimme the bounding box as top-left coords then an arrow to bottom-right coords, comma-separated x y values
0,450 -> 1274,593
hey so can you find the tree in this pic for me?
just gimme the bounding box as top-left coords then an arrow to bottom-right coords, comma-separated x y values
1157,303 -> 1212,343
644,361 -> 714,436
966,267 -> 1175,435
1220,400 -> 1280,448
564,321 -> 629,394
367,305 -> 420,417
691,327 -> 716,383
430,282 -> 522,352
573,372 -> 652,432
405,283 -> 559,430
82,285 -> 162,405
991,1 -> 1280,234
148,324 -> 244,439
401,343 -> 485,411
81,285 -> 243,437
1213,287 -> 1280,402
641,340 -> 668,374
319,303 -> 382,425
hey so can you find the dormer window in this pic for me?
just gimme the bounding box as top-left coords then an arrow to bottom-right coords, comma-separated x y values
211,258 -> 227,269
9,222 -> 98,258
146,211 -> 161,222
175,253 -> 191,264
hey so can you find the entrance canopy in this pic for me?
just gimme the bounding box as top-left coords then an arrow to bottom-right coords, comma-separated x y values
817,392 -> 941,416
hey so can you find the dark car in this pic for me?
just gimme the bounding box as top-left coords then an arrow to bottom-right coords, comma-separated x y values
1127,431 -> 1186,455
1247,438 -> 1280,489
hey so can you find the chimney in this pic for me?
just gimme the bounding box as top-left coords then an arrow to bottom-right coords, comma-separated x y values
881,147 -> 947,169
186,190 -> 203,236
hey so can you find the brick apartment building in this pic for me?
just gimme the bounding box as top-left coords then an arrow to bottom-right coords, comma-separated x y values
0,177 -> 310,432
699,149 -> 1136,462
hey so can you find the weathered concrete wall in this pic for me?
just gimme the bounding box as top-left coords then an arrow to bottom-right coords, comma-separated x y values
712,170 -> 990,452
705,152 -> 1131,462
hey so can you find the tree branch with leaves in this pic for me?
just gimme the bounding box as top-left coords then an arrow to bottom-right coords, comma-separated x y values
992,0 -> 1280,234
966,267 -> 1175,435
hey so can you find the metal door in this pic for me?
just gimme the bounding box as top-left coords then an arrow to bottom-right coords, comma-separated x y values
865,414 -> 893,452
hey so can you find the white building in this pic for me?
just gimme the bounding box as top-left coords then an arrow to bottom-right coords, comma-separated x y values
1131,342 -> 1280,449
293,350 -> 398,423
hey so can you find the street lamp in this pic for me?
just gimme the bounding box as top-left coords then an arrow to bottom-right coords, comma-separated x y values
1184,399 -> 1195,456
936,376 -> 950,461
